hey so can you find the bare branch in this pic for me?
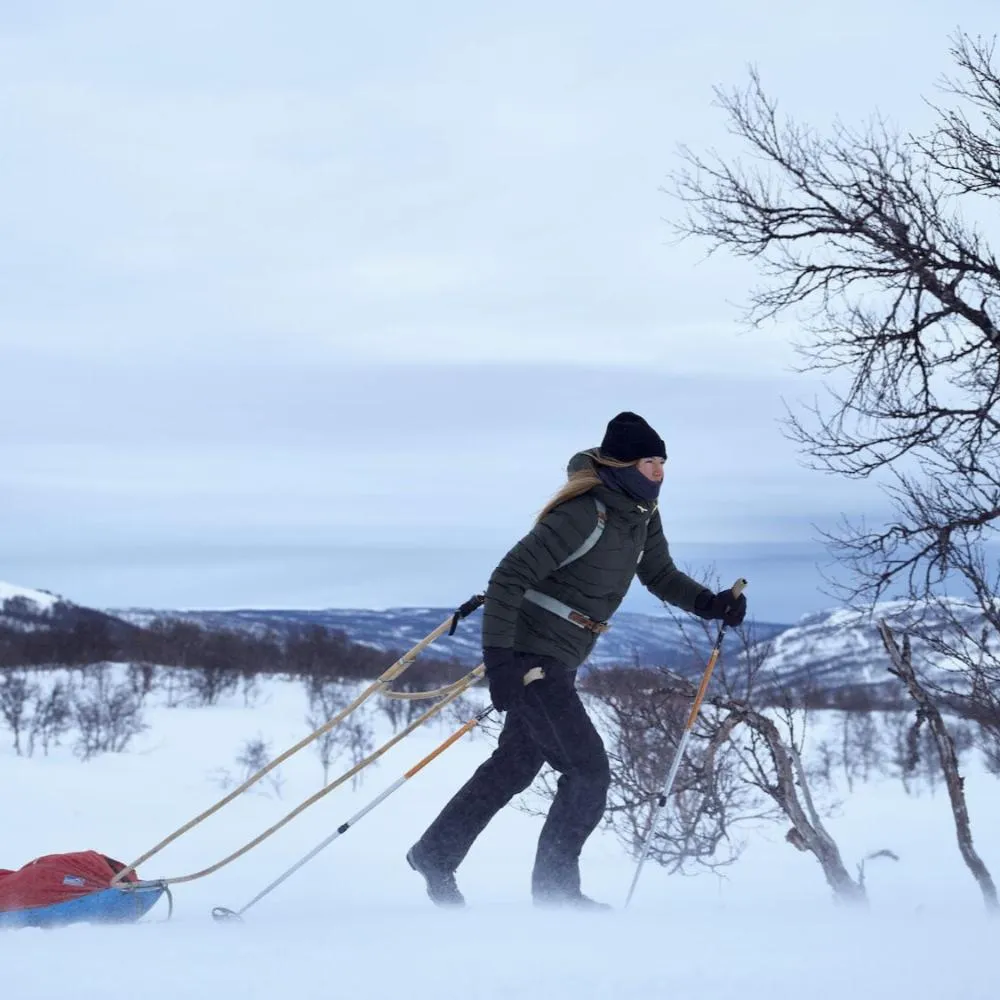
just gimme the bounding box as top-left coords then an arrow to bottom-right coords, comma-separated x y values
879,620 -> 998,912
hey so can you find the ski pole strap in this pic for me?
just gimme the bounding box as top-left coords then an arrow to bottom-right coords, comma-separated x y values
448,592 -> 485,635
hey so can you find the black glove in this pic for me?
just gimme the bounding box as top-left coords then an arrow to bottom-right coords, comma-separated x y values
483,647 -> 525,711
694,588 -> 747,627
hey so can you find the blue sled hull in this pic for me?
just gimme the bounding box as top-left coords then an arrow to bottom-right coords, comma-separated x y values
0,883 -> 166,930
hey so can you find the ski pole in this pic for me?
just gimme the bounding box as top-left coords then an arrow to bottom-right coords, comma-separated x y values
624,577 -> 747,908
212,703 -> 495,923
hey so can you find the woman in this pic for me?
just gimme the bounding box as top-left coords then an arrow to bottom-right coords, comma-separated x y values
406,411 -> 746,909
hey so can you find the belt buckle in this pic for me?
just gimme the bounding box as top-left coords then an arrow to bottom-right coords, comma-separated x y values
569,611 -> 608,634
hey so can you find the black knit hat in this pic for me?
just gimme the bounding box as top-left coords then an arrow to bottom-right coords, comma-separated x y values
599,411 -> 666,462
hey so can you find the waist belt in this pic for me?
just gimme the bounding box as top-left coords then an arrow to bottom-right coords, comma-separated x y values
523,589 -> 610,635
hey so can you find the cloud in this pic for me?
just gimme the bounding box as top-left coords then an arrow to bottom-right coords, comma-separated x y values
1,352 -> 885,549
4,0 -> 941,369
0,0 -> 972,613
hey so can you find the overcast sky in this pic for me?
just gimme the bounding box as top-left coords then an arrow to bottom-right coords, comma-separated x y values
1,1 -> 992,621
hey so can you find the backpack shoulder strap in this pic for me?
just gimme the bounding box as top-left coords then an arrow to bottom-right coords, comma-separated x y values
556,497 -> 607,570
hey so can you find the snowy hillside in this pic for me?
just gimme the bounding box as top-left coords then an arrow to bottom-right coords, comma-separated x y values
0,579 -> 139,645
0,582 -> 60,611
1,671 -> 997,999
758,599 -> 987,696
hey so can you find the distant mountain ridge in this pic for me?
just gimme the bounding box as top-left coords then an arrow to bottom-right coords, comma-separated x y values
2,580 -> 985,700
106,599 -> 988,695
108,603 -> 790,674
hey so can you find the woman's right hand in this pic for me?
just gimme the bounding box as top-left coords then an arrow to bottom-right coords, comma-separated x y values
482,647 -> 525,711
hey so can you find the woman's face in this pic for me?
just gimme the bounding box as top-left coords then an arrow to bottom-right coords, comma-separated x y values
636,457 -> 665,483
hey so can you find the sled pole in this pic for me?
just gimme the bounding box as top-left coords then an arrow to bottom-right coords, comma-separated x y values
212,704 -> 495,922
624,578 -> 747,908
114,594 -> 484,886
166,664 -> 483,887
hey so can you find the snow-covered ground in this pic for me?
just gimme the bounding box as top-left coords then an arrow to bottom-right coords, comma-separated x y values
1,674 -> 997,999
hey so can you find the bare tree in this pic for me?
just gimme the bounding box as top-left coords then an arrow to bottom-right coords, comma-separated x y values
581,662 -> 873,902
233,735 -> 285,797
377,685 -> 408,733
823,709 -> 880,793
306,679 -> 352,785
235,736 -> 271,779
671,30 -> 1000,786
584,666 -> 765,875
239,671 -> 260,708
185,664 -> 239,707
342,711 -> 377,790
847,710 -> 884,787
722,697 -> 868,904
582,609 -> 885,904
72,666 -> 147,760
159,666 -> 189,708
304,679 -> 376,789
880,621 -> 998,912
0,669 -> 38,755
27,675 -> 73,756
127,662 -> 157,699
909,601 -> 1000,773
559,601 -> 774,875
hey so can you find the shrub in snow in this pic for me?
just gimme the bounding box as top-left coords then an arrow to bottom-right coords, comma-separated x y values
72,664 -> 147,761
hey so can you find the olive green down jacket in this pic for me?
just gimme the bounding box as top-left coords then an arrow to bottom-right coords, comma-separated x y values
482,451 -> 708,667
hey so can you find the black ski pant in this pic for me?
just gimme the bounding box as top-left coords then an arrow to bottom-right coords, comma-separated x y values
412,653 -> 611,899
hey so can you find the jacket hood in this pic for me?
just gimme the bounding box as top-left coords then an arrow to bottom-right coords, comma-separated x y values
566,448 -> 601,476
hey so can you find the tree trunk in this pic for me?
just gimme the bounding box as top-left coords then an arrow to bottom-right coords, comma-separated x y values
879,621 -> 999,914
730,705 -> 867,904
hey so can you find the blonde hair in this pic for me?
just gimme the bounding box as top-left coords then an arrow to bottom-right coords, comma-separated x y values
536,449 -> 635,522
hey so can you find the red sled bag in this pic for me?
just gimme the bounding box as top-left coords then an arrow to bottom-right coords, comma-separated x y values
0,851 -> 165,929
